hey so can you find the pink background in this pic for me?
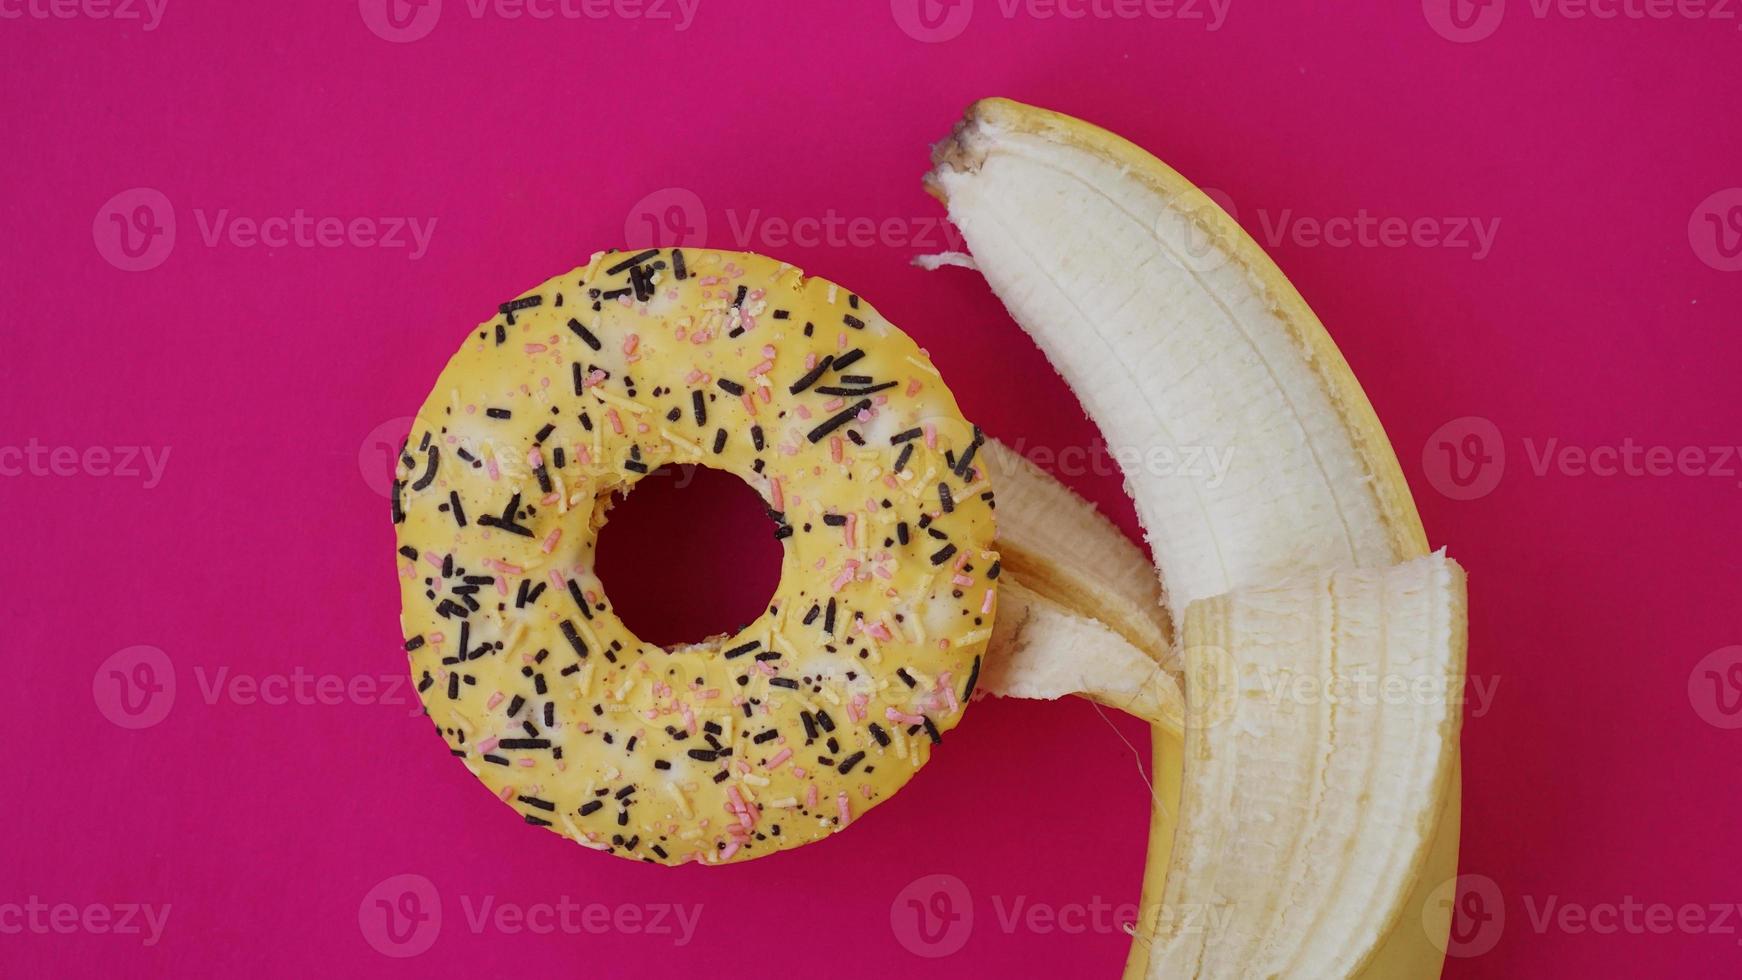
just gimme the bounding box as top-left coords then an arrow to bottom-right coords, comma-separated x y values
4,1 -> 1740,976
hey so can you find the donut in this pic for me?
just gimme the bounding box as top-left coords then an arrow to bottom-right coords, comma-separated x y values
392,248 -> 999,865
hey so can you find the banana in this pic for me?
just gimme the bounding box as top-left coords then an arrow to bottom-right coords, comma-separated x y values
927,98 -> 1466,978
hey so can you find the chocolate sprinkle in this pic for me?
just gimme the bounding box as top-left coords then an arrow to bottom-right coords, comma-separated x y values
567,317 -> 603,351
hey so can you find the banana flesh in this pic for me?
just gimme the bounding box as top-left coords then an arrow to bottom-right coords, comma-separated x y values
1155,555 -> 1466,977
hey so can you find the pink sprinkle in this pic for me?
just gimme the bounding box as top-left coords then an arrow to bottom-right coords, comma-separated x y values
951,573 -> 974,588
623,333 -> 640,355
830,437 -> 844,464
823,397 -> 845,412
606,409 -> 624,435
499,786 -> 515,802
428,632 -> 445,644
887,707 -> 925,725
495,578 -> 508,596
548,569 -> 564,590
844,512 -> 857,548
740,393 -> 757,416
795,404 -> 812,420
486,692 -> 505,710
837,793 -> 851,827
541,528 -> 562,554
770,478 -> 784,510
684,369 -> 705,384
981,589 -> 996,614
524,343 -> 547,354
719,841 -> 741,861
924,423 -> 938,449
527,447 -> 543,468
424,552 -> 444,569
517,758 -> 536,767
478,737 -> 500,753
486,456 -> 500,481
831,561 -> 860,592
906,378 -> 923,396
765,748 -> 792,770
806,784 -> 819,809
805,353 -> 818,369
575,445 -> 592,465
747,359 -> 774,378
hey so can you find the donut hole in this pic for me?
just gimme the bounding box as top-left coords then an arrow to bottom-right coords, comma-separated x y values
594,464 -> 783,649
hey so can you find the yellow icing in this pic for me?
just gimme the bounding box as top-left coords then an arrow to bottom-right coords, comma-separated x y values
393,248 -> 998,865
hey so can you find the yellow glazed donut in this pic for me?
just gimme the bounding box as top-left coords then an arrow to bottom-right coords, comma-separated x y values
393,248 -> 999,865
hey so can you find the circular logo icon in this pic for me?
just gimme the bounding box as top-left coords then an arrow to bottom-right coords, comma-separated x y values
359,873 -> 442,957
624,187 -> 708,249
1688,188 -> 1742,273
1423,0 -> 1505,43
1422,416 -> 1505,501
1169,643 -> 1239,731
359,0 -> 442,43
93,188 -> 175,272
1689,645 -> 1742,730
361,416 -> 421,499
891,873 -> 973,957
1424,873 -> 1504,958
93,645 -> 176,730
891,0 -> 974,42
1157,187 -> 1240,275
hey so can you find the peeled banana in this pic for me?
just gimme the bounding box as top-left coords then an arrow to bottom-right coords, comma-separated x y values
928,98 -> 1468,979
